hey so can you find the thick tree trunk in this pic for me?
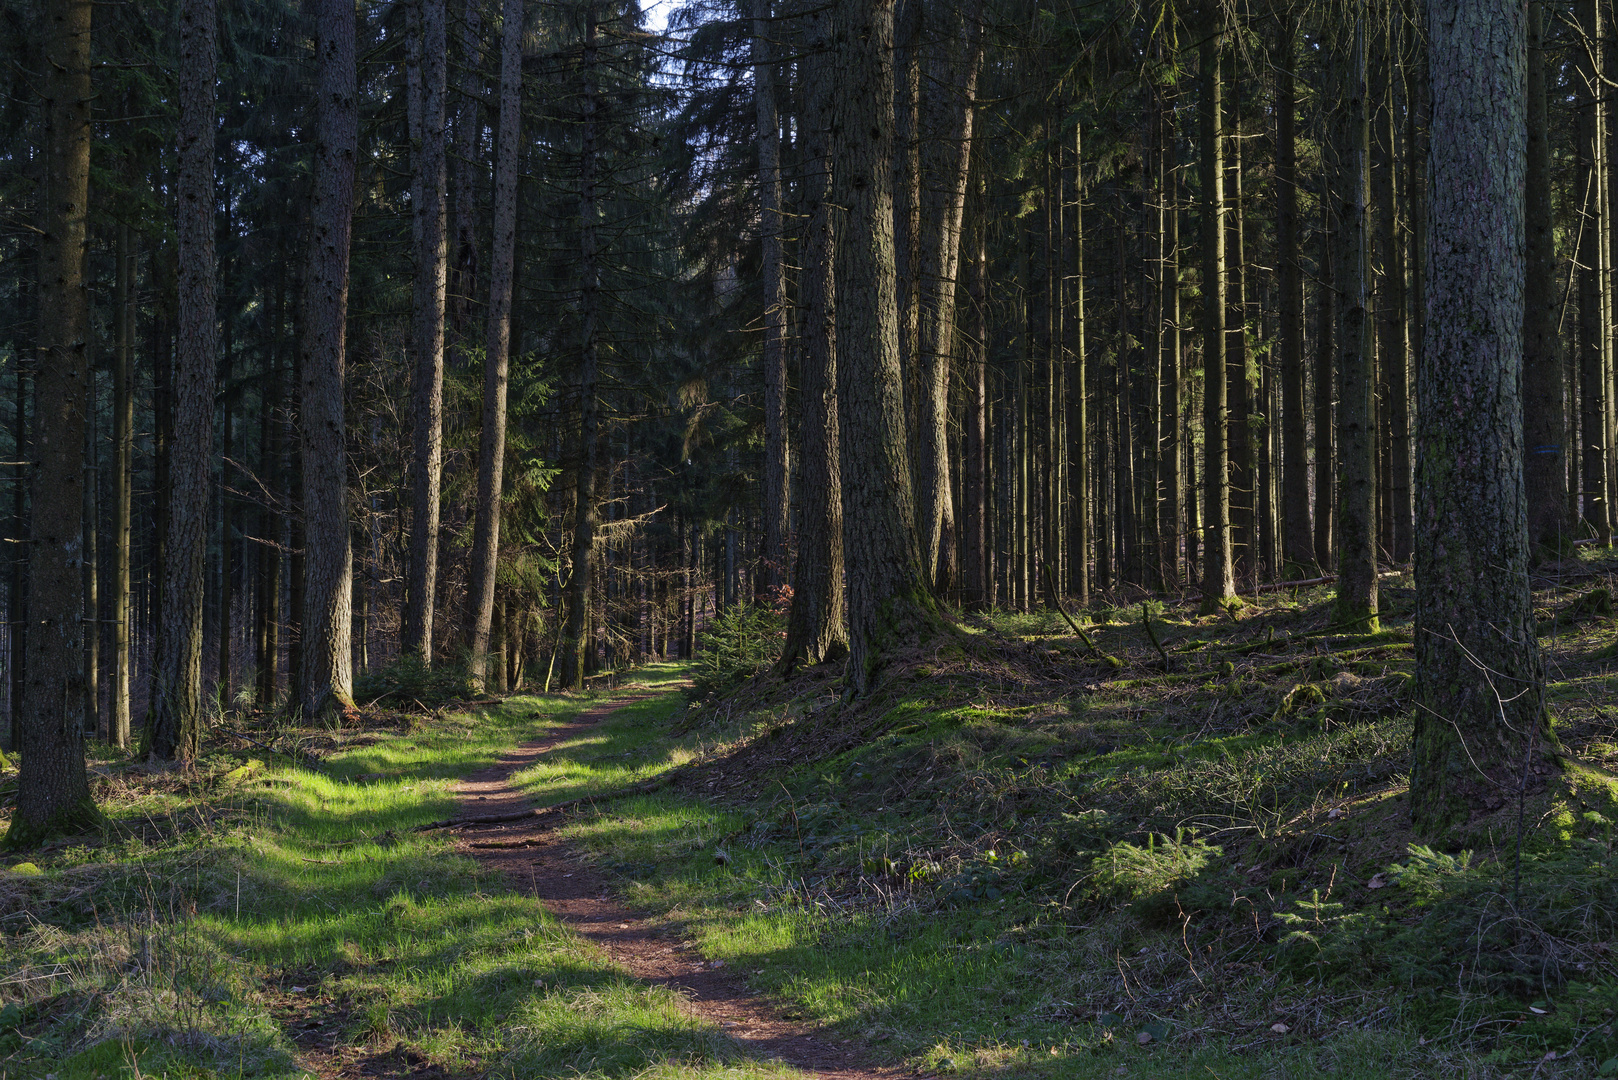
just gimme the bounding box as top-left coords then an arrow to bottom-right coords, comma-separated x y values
1333,13 -> 1379,631
149,0 -> 216,762
914,0 -> 985,596
753,0 -> 790,595
401,0 -> 448,661
298,0 -> 358,720
10,0 -> 96,842
1412,0 -> 1555,834
468,0 -> 522,689
1276,10 -> 1313,577
778,3 -> 846,671
564,16 -> 601,691
1523,0 -> 1568,554
111,224 -> 133,747
832,0 -> 949,695
1198,6 -> 1234,610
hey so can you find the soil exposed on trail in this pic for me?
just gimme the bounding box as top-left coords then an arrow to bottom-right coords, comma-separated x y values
450,689 -> 905,1080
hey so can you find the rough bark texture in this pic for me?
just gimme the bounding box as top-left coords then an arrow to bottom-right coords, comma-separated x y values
914,0 -> 984,595
1198,7 -> 1234,610
831,0 -> 948,696
298,0 -> 358,720
753,0 -> 790,596
1333,15 -> 1378,631
402,0 -> 448,661
1412,0 -> 1556,834
10,0 -> 96,843
777,5 -> 846,671
468,0 -> 522,689
149,0 -> 216,763
111,224 -> 133,747
1276,11 -> 1313,576
1523,0 -> 1569,554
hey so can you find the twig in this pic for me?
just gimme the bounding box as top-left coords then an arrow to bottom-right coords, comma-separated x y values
1041,565 -> 1119,667
1142,603 -> 1171,672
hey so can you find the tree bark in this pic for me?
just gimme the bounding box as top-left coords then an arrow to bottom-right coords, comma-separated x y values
961,164 -> 988,609
1575,0 -> 1610,545
298,0 -> 358,720
401,0 -> 449,661
10,0 -> 96,842
1523,0 -> 1569,554
1198,5 -> 1234,610
1412,0 -> 1555,834
1276,9 -> 1313,577
111,224 -> 133,747
1068,123 -> 1088,604
149,0 -> 216,762
1332,12 -> 1379,631
778,2 -> 846,671
753,0 -> 790,596
468,0 -> 522,689
832,0 -> 949,695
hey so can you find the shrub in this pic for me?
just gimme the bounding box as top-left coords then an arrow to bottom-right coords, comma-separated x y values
690,603 -> 786,699
353,654 -> 479,708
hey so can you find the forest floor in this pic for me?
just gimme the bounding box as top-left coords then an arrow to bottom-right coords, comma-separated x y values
4,555 -> 1618,1078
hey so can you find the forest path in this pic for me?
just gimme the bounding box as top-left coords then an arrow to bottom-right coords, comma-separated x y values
449,688 -> 902,1080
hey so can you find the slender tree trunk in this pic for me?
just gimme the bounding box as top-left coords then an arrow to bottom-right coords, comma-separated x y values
9,367 -> 26,756
832,0 -> 949,695
1198,5 -> 1234,610
1576,0 -> 1611,544
1314,209 -> 1336,570
217,385 -> 232,703
753,0 -> 790,595
468,0 -> 522,688
1225,57 -> 1253,586
1333,12 -> 1379,631
565,15 -> 601,691
778,2 -> 846,670
1159,100 -> 1181,589
402,0 -> 448,660
1379,17 -> 1412,566
1524,0 -> 1568,554
10,0 -> 96,841
298,0 -> 358,719
82,364 -> 98,735
448,0 -> 482,341
1068,124 -> 1089,604
150,0 -> 216,762
111,224 -> 133,747
962,165 -> 988,609
1276,9 -> 1313,576
1412,0 -> 1554,834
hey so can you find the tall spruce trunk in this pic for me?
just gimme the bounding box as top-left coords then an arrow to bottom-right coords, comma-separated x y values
832,0 -> 949,695
1314,210 -> 1336,570
1377,17 -> 1412,566
777,3 -> 846,670
1412,0 -> 1555,834
1333,12 -> 1379,631
468,0 -> 523,688
1523,0 -> 1568,553
1159,95 -> 1181,589
10,0 -> 96,841
150,0 -> 216,762
753,0 -> 790,595
1067,124 -> 1089,604
298,0 -> 358,719
564,15 -> 601,691
1225,58 -> 1253,585
914,0 -> 985,595
111,224 -> 133,746
1576,0 -> 1610,544
449,0 -> 482,340
962,165 -> 988,608
255,353 -> 282,705
1276,10 -> 1313,576
1198,5 -> 1234,610
81,382 -> 97,735
401,0 -> 448,660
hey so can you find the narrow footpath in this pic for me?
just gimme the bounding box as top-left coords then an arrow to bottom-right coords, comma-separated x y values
448,689 -> 903,1080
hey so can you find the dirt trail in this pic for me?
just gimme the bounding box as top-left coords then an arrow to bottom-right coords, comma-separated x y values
450,689 -> 904,1080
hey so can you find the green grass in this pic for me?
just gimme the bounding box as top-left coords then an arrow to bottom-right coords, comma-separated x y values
0,663 -> 792,1080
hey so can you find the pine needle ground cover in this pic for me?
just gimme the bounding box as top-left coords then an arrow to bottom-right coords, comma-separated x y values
544,564 -> 1618,1079
0,664 -> 788,1080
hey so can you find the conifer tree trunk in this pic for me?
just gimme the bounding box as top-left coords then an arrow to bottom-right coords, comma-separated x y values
1377,16 -> 1412,565
402,0 -> 448,660
1225,58 -> 1253,585
150,0 -> 216,762
778,4 -> 846,670
111,224 -> 134,747
832,0 -> 950,694
1412,0 -> 1554,833
1198,4 -> 1234,610
10,0 -> 96,841
1067,124 -> 1089,604
1523,0 -> 1568,553
1314,209 -> 1336,570
298,0 -> 358,719
1333,12 -> 1379,630
962,166 -> 988,609
564,15 -> 601,691
1276,8 -> 1313,576
1159,95 -> 1181,589
753,0 -> 789,595
255,353 -> 282,705
9,368 -> 26,757
449,0 -> 482,339
468,0 -> 522,689
82,349 -> 97,736
1576,0 -> 1610,544
915,0 -> 984,595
